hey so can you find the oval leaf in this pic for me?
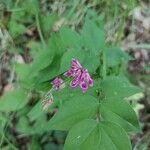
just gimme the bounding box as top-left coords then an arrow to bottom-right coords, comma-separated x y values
47,95 -> 99,130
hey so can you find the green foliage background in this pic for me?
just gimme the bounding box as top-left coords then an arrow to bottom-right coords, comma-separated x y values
0,0 -> 146,150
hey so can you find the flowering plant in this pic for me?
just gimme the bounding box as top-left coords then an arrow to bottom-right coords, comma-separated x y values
0,16 -> 142,150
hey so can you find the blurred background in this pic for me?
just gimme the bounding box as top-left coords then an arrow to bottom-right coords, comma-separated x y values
0,0 -> 150,149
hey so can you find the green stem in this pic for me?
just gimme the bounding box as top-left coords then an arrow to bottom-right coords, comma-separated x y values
36,13 -> 46,47
4,136 -> 18,150
102,50 -> 107,79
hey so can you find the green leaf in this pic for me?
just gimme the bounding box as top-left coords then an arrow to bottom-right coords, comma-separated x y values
36,56 -> 61,83
29,138 -> 41,150
81,18 -> 105,55
27,101 -> 45,121
83,51 -> 100,73
22,0 -> 39,14
100,99 -> 140,132
64,119 -> 99,150
14,63 -> 36,89
30,50 -> 54,76
104,47 -> 130,67
0,89 -> 28,112
46,95 -> 98,130
48,33 -> 66,57
64,119 -> 132,150
11,11 -> 26,21
59,49 -> 85,73
59,27 -> 81,49
99,121 -> 132,150
14,63 -> 31,81
53,79 -> 100,105
27,99 -> 57,121
100,76 -> 143,99
9,21 -> 26,38
41,13 -> 58,37
16,115 -> 51,135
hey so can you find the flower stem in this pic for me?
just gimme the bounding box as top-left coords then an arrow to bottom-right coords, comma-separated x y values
102,50 -> 107,79
36,13 -> 46,47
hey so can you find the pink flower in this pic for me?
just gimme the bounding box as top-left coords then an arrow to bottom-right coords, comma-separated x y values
51,77 -> 63,90
64,58 -> 93,93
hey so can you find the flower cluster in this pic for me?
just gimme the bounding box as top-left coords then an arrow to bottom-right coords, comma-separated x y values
64,58 -> 93,93
51,59 -> 93,93
51,77 -> 63,90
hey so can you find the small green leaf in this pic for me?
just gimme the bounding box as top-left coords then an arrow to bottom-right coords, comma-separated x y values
16,116 -> 48,135
81,18 -> 105,55
100,76 -> 143,99
30,50 -> 54,76
40,13 -> 58,37
59,49 -> 85,73
48,33 -> 66,57
9,21 -> 26,38
104,47 -> 130,67
64,119 -> 132,150
22,0 -> 39,14
0,89 -> 28,112
46,95 -> 98,130
59,27 -> 81,49
27,101 -> 44,121
27,99 -> 56,121
83,51 -> 100,73
100,99 -> 140,132
36,56 -> 61,83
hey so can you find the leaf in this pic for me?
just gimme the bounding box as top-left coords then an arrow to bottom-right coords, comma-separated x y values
27,101 -> 45,121
81,18 -> 105,55
14,63 -> 31,81
100,76 -> 143,99
53,79 -> 101,105
9,21 -> 26,38
22,0 -> 39,14
46,95 -> 98,130
59,27 -> 81,49
40,13 -> 58,37
59,49 -> 85,73
14,63 -> 37,89
83,51 -> 100,73
48,33 -> 66,57
16,116 -> 49,135
64,119 -> 99,150
0,89 -> 28,112
99,121 -> 132,150
64,119 -> 132,150
30,50 -> 54,76
104,47 -> 130,67
27,99 -> 56,121
100,99 -> 140,132
36,56 -> 61,83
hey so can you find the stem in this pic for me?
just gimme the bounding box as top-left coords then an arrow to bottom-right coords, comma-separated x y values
96,92 -> 101,122
4,136 -> 18,150
102,50 -> 107,79
36,13 -> 46,47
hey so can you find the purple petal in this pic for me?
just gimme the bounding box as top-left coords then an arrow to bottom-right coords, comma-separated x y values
71,58 -> 82,69
64,70 -> 73,77
74,69 -> 82,78
51,77 -> 63,90
80,82 -> 88,93
88,78 -> 93,87
86,73 -> 93,87
80,72 -> 86,81
70,78 -> 79,88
